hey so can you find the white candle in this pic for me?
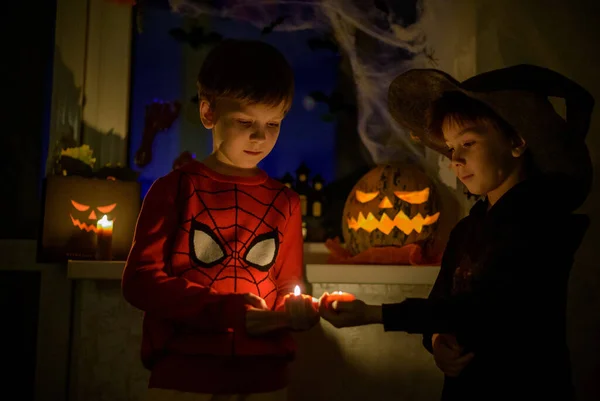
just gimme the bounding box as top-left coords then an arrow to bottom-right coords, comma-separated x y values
96,215 -> 114,260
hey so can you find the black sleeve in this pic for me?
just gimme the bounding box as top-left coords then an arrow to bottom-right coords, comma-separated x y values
380,218 -> 584,338
419,228 -> 460,354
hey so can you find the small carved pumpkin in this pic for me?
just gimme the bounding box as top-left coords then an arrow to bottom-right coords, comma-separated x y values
342,164 -> 440,255
70,199 -> 117,233
40,176 -> 141,262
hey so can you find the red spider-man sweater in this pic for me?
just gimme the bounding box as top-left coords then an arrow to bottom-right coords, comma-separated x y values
122,161 -> 303,394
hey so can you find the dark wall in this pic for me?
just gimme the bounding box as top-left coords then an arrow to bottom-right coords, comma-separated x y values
0,271 -> 42,401
1,2 -> 56,239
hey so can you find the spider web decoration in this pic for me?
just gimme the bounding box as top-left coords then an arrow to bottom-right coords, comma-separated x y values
169,0 -> 438,167
169,169 -> 296,305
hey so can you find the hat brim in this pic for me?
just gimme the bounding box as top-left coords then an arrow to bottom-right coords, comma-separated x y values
388,69 -> 462,158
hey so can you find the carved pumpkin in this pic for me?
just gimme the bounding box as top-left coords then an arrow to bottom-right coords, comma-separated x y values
342,164 -> 440,255
40,176 -> 141,262
70,199 -> 117,233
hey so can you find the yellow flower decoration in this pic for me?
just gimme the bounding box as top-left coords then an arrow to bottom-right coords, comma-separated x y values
60,144 -> 97,167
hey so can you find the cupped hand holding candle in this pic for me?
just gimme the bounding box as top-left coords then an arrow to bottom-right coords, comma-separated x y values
319,291 -> 356,311
283,285 -> 320,331
318,292 -> 383,328
285,285 -> 318,308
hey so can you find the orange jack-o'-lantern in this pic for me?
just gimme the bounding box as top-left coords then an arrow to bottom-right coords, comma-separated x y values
40,175 -> 141,262
70,199 -> 117,233
342,164 -> 440,255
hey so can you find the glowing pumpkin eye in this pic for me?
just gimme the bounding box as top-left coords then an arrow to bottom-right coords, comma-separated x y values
71,200 -> 90,212
394,188 -> 430,204
355,190 -> 380,203
97,203 -> 117,214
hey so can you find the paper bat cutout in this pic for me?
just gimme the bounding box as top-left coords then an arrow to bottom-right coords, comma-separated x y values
307,37 -> 339,53
261,15 -> 290,35
135,100 -> 182,168
169,26 -> 222,49
309,91 -> 356,114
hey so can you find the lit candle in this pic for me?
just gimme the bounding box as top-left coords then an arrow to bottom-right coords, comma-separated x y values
96,215 -> 114,260
320,291 -> 356,310
284,285 -> 319,311
97,215 -> 114,234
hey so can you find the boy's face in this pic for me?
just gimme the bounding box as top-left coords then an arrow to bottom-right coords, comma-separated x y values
200,98 -> 286,169
442,117 -> 526,197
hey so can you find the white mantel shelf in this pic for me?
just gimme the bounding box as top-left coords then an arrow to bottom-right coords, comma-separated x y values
68,260 -> 125,280
67,261 -> 440,285
66,242 -> 328,280
66,242 -> 440,285
306,264 -> 440,285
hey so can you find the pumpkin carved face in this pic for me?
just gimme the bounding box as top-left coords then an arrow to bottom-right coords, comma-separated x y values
342,164 -> 440,255
40,175 -> 141,262
70,199 -> 117,233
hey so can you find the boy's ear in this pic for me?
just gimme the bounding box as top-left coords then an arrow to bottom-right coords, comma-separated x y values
199,100 -> 215,129
511,135 -> 527,157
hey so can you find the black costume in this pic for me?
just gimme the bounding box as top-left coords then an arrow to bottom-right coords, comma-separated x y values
382,175 -> 587,400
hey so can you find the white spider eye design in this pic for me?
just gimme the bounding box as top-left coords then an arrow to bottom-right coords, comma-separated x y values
189,221 -> 227,268
243,231 -> 279,272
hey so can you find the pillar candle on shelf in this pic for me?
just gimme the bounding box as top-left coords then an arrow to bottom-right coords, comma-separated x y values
96,215 -> 114,260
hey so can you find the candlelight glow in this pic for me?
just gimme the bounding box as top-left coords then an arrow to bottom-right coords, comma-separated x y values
97,215 -> 113,229
294,285 -> 301,296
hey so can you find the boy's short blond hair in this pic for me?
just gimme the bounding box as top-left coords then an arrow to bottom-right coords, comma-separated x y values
197,39 -> 294,113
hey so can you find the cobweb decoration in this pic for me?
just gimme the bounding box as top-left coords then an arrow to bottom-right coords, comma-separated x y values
169,0 -> 433,166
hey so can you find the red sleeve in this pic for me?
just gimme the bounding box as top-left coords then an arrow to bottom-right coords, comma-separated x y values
273,195 -> 304,311
121,173 -> 249,331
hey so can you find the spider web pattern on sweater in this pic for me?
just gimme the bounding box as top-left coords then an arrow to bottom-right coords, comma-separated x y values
168,169 -> 295,302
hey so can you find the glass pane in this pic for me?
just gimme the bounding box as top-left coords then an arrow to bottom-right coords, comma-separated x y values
128,3 -> 342,198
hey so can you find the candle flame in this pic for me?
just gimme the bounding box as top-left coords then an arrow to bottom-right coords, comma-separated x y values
294,285 -> 301,296
97,215 -> 114,229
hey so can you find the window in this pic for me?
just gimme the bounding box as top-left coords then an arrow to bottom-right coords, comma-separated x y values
128,6 -> 341,197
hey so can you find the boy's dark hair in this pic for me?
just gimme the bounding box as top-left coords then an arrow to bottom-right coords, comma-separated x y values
427,91 -> 519,143
427,91 -> 538,173
197,39 -> 294,112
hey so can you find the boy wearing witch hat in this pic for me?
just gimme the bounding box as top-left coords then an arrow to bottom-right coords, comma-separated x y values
319,64 -> 594,401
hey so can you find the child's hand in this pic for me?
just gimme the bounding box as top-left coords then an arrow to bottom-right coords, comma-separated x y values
284,295 -> 320,331
432,333 -> 474,377
243,293 -> 268,310
244,293 -> 287,335
318,298 -> 382,328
